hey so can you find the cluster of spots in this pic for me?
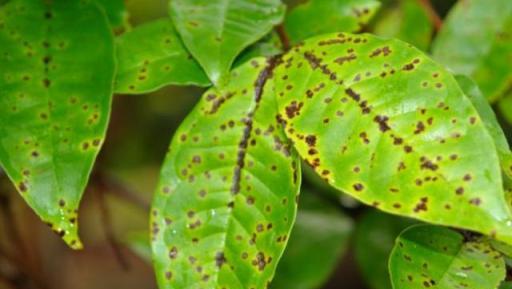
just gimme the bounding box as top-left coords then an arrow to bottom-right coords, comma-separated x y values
272,32 -> 509,240
151,58 -> 300,289
391,226 -> 504,289
114,19 -> 210,94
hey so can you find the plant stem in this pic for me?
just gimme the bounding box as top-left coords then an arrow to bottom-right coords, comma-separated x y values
416,0 -> 443,32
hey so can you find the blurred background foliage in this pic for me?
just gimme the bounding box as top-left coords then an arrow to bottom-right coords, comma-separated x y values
1,0 -> 511,289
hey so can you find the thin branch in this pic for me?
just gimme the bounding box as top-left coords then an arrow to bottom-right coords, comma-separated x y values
275,24 -> 291,51
417,0 -> 443,32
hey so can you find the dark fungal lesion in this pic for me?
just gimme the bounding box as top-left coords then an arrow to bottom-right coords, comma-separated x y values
230,57 -> 280,195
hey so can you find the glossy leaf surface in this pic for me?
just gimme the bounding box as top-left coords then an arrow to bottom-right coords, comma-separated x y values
151,58 -> 301,289
271,191 -> 353,289
170,0 -> 285,85
432,0 -> 512,102
273,33 -> 512,244
389,225 -> 506,289
115,19 -> 210,94
285,0 -> 380,44
355,210 -> 415,289
0,0 -> 115,248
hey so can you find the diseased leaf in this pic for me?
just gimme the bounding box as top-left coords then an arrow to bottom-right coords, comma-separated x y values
389,225 -> 506,289
271,191 -> 353,289
151,58 -> 301,289
285,0 -> 380,44
371,0 -> 433,51
273,33 -> 512,245
170,0 -> 285,85
432,0 -> 512,102
94,0 -> 128,31
455,75 -> 512,181
115,19 -> 210,94
0,0 -> 115,249
355,210 -> 415,289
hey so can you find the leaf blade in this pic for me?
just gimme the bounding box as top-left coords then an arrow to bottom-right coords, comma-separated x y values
285,0 -> 380,44
151,57 -> 301,289
170,0 -> 285,85
114,19 -> 210,94
389,225 -> 506,289
273,32 -> 512,245
0,0 -> 115,248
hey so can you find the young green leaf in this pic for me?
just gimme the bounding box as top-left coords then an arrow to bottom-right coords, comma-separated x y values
273,33 -> 512,245
151,57 -> 301,289
432,0 -> 512,102
94,0 -> 128,31
114,19 -> 210,94
0,0 -> 115,249
371,0 -> 433,51
170,0 -> 285,86
271,191 -> 353,289
285,0 -> 380,44
355,210 -> 416,289
389,225 -> 506,289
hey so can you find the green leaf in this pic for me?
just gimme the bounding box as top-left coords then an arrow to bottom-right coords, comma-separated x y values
271,191 -> 353,289
371,0 -> 433,51
0,0 -> 115,249
151,57 -> 301,289
170,0 -> 285,86
355,210 -> 415,289
432,0 -> 512,102
94,0 -> 128,31
114,19 -> 210,94
285,0 -> 380,44
501,282 -> 512,289
272,32 -> 512,245
389,225 -> 506,289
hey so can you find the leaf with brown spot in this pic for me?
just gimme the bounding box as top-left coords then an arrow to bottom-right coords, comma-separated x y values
390,225 -> 506,289
0,0 -> 115,249
273,33 -> 512,245
151,58 -> 300,289
285,0 -> 380,44
115,19 -> 210,94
